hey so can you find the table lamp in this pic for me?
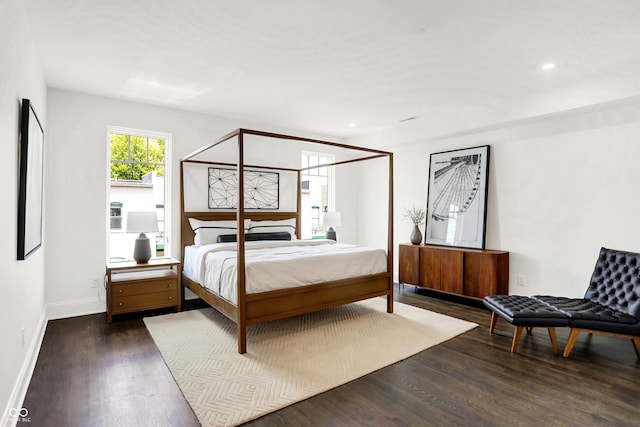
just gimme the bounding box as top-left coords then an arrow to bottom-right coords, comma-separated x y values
126,211 -> 158,263
323,211 -> 342,241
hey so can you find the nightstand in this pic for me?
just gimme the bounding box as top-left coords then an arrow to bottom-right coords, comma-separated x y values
106,258 -> 181,323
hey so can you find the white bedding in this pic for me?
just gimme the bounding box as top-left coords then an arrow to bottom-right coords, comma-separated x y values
183,239 -> 387,304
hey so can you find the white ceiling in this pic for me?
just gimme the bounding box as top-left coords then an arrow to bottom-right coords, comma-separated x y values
23,0 -> 640,139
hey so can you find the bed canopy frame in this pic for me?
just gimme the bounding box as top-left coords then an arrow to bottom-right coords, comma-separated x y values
180,128 -> 394,353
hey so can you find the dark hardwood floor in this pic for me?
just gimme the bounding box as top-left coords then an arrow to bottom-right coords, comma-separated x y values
22,287 -> 640,427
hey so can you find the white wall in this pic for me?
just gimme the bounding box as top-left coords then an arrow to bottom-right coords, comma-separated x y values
0,1 -> 48,424
352,98 -> 640,298
44,89 -> 352,316
349,156 -> 392,248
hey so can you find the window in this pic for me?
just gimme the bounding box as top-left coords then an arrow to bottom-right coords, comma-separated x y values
110,133 -> 165,180
301,152 -> 334,239
108,127 -> 171,261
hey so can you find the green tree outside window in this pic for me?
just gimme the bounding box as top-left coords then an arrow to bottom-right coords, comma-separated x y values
110,134 -> 165,180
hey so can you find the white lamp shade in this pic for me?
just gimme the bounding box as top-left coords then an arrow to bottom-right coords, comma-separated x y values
322,211 -> 342,227
126,211 -> 158,233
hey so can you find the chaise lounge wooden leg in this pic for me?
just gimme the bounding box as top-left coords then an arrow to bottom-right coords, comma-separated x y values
547,327 -> 559,355
511,326 -> 524,353
632,337 -> 640,359
489,312 -> 498,333
563,328 -> 581,358
563,328 -> 640,359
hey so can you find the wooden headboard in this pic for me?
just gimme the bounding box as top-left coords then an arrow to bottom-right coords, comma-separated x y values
180,211 -> 301,262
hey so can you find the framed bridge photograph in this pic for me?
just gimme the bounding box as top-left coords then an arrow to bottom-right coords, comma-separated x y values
425,145 -> 490,249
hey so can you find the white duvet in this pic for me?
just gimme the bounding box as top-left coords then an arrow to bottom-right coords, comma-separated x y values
183,239 -> 387,304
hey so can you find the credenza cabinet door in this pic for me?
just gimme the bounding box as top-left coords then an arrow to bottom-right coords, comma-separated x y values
399,243 -> 509,299
419,246 -> 463,294
398,244 -> 420,286
419,246 -> 440,289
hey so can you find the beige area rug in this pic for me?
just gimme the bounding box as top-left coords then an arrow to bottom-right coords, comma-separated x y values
144,298 -> 477,427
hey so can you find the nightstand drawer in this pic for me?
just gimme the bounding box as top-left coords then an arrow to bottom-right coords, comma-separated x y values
112,279 -> 178,297
112,291 -> 178,314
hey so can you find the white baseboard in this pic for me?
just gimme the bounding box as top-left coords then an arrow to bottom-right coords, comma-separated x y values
184,287 -> 198,300
1,308 -> 47,427
46,297 -> 106,321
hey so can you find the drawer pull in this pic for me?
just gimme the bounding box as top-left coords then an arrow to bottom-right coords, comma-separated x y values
118,289 -> 123,293
118,302 -> 123,306
168,296 -> 173,300
168,283 -> 173,287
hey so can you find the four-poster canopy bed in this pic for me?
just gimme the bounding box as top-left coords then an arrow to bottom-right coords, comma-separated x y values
180,128 -> 394,353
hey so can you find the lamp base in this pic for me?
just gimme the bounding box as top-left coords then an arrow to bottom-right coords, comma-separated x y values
326,227 -> 337,241
133,232 -> 152,264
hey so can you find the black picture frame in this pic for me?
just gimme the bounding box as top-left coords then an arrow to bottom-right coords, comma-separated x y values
425,145 -> 490,249
208,167 -> 280,210
17,98 -> 45,260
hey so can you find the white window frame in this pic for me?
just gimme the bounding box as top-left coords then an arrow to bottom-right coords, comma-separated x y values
301,151 -> 335,238
106,126 -> 172,261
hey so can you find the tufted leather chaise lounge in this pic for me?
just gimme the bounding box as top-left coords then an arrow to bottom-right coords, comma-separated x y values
484,247 -> 640,358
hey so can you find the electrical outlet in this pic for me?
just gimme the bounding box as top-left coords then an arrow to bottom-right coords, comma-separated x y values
517,275 -> 526,286
90,276 -> 101,288
21,327 -> 25,348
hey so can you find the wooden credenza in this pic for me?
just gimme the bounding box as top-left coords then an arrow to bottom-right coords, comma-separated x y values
399,244 -> 509,299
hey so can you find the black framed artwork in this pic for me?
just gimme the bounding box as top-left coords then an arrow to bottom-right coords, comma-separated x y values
208,167 -> 280,209
425,145 -> 490,249
17,98 -> 45,260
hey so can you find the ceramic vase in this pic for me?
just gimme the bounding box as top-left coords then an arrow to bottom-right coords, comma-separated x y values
410,224 -> 423,245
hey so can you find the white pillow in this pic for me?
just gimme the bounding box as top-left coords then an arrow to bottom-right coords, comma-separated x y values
248,218 -> 297,239
189,218 -> 251,246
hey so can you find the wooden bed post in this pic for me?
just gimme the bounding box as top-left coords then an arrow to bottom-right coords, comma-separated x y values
387,153 -> 394,314
296,170 -> 302,239
180,161 -> 185,267
237,130 -> 247,354
179,161 -> 186,307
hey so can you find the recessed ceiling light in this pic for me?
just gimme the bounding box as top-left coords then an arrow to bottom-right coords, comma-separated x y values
541,63 -> 556,71
348,122 -> 356,127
